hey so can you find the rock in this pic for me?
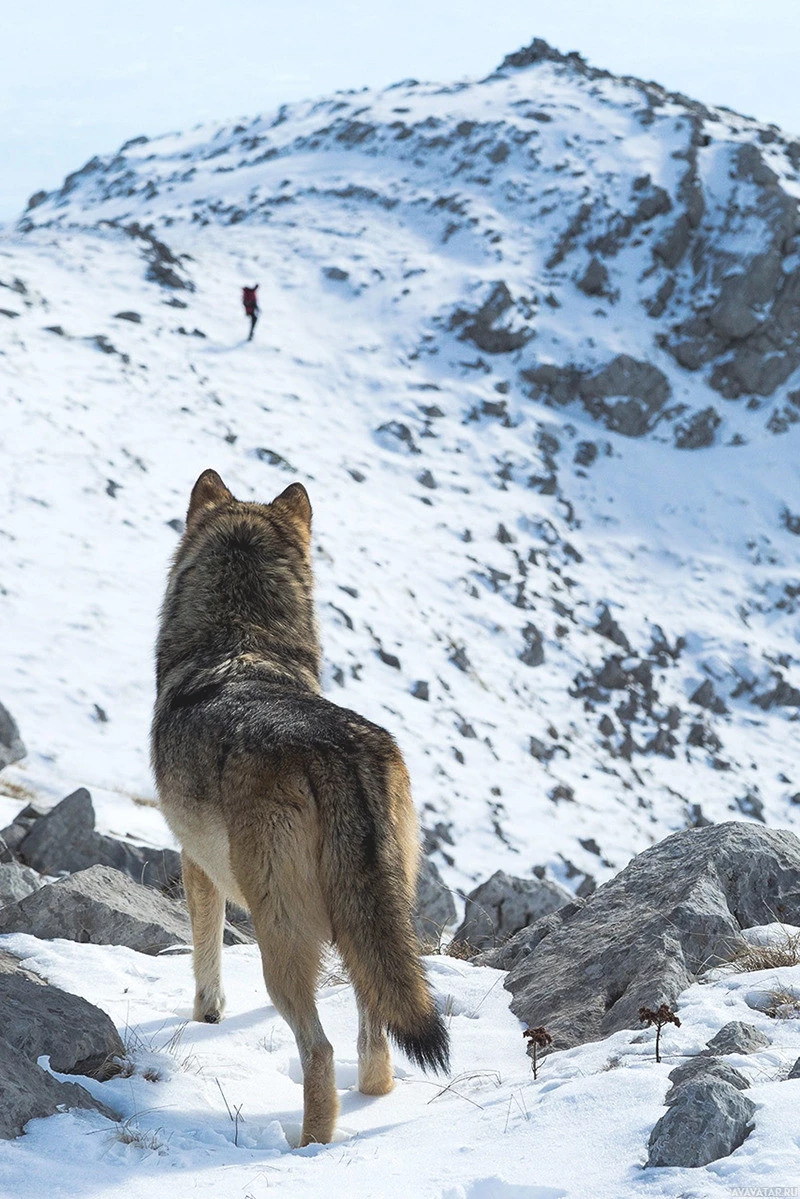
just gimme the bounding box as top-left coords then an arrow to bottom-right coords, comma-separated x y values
18,788 -> 182,892
0,949 -> 124,1079
674,407 -> 721,450
374,421 -> 420,454
0,864 -> 194,954
478,900 -> 584,970
647,1079 -> 755,1167
452,870 -> 571,950
594,605 -> 631,652
0,1036 -> 115,1139
450,282 -> 533,354
411,680 -> 430,701
0,863 -> 249,952
518,623 -> 545,667
0,860 -> 41,906
577,256 -> 610,297
0,701 -> 25,769
788,1056 -> 800,1079
689,679 -> 728,715
413,857 -> 457,947
0,805 -> 42,855
665,1055 -> 750,1104
524,354 -> 671,437
500,823 -> 800,1051
703,1021 -> 770,1056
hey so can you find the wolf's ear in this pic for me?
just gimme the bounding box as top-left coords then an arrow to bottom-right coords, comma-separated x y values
186,469 -> 234,530
272,482 -> 312,545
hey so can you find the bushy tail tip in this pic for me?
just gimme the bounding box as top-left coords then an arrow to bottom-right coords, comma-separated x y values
389,1009 -> 450,1075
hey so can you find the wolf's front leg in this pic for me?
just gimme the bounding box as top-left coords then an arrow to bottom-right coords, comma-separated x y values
182,852 -> 226,1023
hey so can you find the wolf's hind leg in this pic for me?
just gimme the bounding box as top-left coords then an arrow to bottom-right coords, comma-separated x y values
357,1000 -> 394,1095
183,852 -> 226,1023
251,910 -> 338,1146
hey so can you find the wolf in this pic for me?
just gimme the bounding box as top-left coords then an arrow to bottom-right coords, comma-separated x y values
151,469 -> 449,1145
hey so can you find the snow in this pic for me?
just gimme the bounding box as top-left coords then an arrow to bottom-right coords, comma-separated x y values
0,930 -> 798,1197
2,44 -> 800,1196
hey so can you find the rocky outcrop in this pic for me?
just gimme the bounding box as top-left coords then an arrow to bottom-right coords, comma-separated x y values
413,857 -> 457,947
522,355 -> 672,437
487,823 -> 800,1051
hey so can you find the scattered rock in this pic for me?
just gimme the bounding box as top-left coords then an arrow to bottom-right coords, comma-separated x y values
497,823 -> 800,1051
703,1021 -> 770,1056
788,1056 -> 800,1079
374,421 -> 420,454
18,788 -> 182,892
411,680 -> 430,701
674,406 -> 721,450
413,858 -> 457,947
518,623 -> 545,667
0,701 -> 25,770
594,605 -> 630,652
452,870 -> 571,950
0,950 -> 125,1079
449,281 -> 533,354
576,256 -> 610,297
113,310 -> 141,323
323,266 -> 349,281
647,1079 -> 755,1167
690,679 -> 728,715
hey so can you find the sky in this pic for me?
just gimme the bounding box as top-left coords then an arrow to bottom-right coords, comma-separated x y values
1,0 -> 799,221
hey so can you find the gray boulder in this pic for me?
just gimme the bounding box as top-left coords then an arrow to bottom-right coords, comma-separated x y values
453,870 -> 571,950
665,1055 -> 750,1104
0,949 -> 124,1078
413,857 -> 457,948
788,1056 -> 800,1080
0,701 -> 25,769
498,823 -> 800,1051
703,1021 -> 770,1056
18,788 -> 182,892
0,1036 -> 115,1139
0,864 -> 249,953
647,1079 -> 755,1167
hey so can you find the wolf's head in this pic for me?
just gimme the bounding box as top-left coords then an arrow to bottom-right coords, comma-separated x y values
156,469 -> 319,690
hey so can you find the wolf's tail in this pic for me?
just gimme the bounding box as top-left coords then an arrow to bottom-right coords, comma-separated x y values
315,747 -> 450,1075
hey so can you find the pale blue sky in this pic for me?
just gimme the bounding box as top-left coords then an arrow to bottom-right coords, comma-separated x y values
1,0 -> 799,220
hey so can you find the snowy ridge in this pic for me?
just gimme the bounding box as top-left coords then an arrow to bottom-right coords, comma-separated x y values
2,39 -> 800,899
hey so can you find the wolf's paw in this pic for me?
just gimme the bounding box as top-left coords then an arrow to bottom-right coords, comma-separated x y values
194,988 -> 225,1024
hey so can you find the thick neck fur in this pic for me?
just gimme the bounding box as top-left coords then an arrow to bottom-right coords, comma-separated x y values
155,505 -> 321,697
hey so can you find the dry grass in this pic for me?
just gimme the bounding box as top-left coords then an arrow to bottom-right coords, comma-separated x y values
0,779 -> 38,804
123,1019 -> 200,1076
725,928 -> 800,974
762,988 -> 800,1020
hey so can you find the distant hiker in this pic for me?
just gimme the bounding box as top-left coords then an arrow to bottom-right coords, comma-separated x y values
242,284 -> 259,341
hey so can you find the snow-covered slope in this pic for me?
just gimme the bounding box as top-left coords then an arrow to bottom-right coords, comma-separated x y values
3,38 -> 800,899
